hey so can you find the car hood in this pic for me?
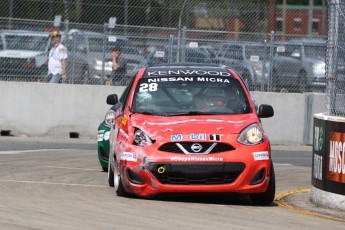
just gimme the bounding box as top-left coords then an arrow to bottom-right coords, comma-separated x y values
130,113 -> 258,140
0,50 -> 47,58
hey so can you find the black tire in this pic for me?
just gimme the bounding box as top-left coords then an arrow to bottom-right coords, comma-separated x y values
81,66 -> 90,85
113,158 -> 127,196
108,156 -> 114,187
271,70 -> 280,92
250,163 -> 276,205
298,71 -> 308,93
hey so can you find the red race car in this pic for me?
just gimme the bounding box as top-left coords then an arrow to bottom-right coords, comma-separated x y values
107,64 -> 275,205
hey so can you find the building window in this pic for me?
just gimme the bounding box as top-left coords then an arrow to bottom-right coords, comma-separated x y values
276,18 -> 283,32
293,18 -> 301,31
312,19 -> 319,34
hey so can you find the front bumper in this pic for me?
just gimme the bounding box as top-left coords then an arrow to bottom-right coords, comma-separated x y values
97,123 -> 111,168
117,143 -> 272,197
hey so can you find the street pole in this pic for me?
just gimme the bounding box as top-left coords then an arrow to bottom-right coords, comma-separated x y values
177,0 -> 187,63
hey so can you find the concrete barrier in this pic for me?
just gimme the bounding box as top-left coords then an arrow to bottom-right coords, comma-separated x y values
0,81 -> 125,139
0,81 -> 325,145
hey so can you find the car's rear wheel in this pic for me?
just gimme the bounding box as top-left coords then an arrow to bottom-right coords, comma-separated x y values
250,163 -> 276,205
271,70 -> 280,92
298,71 -> 308,93
114,157 -> 127,196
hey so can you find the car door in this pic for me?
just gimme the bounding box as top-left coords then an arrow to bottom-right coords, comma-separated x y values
273,44 -> 302,87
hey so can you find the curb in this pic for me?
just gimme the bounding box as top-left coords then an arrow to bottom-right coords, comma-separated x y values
275,188 -> 345,222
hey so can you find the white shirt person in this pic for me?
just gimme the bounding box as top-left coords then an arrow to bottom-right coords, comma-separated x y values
48,31 -> 68,83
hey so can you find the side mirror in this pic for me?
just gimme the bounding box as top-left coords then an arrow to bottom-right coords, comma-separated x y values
106,94 -> 118,105
257,104 -> 274,118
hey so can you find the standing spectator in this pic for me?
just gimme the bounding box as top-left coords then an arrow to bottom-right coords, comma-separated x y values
48,31 -> 68,83
111,46 -> 127,85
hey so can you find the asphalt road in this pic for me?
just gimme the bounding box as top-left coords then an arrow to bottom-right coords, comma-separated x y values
0,137 -> 344,230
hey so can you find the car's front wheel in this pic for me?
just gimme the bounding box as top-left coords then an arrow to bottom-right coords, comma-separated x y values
114,157 -> 127,196
250,163 -> 276,205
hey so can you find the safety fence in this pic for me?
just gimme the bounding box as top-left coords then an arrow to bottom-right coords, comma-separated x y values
326,0 -> 345,116
0,0 -> 335,96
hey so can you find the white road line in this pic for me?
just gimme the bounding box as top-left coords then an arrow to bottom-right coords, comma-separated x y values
0,149 -> 74,154
275,163 -> 294,166
0,179 -> 108,188
44,166 -> 100,171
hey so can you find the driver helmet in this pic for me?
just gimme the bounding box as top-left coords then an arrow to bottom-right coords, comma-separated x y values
204,88 -> 227,107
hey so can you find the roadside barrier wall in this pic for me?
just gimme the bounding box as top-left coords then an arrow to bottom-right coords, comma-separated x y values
311,114 -> 345,211
0,81 -> 325,145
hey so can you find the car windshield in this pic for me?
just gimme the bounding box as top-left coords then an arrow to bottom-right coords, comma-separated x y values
87,36 -> 140,55
245,45 -> 270,61
5,34 -> 48,51
131,75 -> 251,116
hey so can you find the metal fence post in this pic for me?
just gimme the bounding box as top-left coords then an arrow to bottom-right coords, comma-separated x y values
268,31 -> 275,92
181,26 -> 186,63
326,0 -> 339,115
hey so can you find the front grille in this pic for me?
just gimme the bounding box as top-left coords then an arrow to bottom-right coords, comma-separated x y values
158,142 -> 235,154
149,162 -> 245,185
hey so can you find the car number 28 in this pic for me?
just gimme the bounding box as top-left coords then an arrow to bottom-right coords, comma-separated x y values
139,83 -> 158,92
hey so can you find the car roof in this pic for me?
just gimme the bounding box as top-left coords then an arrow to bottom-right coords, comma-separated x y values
67,29 -> 128,40
287,38 -> 326,45
0,30 -> 50,36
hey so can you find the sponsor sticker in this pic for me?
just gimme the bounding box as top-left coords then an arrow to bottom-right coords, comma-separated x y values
313,153 -> 323,180
170,156 -> 223,162
253,151 -> 269,161
97,134 -> 104,142
120,152 -> 138,162
327,132 -> 345,183
171,133 -> 207,141
209,134 -> 221,141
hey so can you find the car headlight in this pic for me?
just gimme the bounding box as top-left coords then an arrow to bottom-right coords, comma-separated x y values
134,129 -> 153,147
237,123 -> 264,145
104,110 -> 115,127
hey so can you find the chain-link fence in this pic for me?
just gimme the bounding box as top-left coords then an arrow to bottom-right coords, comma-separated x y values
0,0 -> 331,93
326,0 -> 345,116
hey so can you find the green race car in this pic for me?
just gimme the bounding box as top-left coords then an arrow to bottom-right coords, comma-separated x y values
97,108 -> 115,172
